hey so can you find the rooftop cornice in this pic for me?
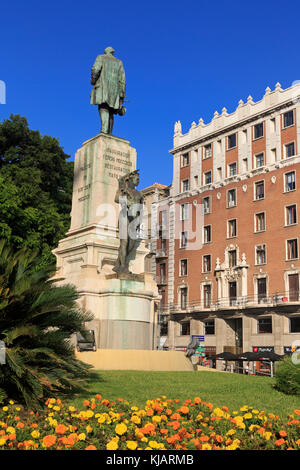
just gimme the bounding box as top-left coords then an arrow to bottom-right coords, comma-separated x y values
170,83 -> 300,155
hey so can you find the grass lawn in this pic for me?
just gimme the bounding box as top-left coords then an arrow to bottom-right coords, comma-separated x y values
70,370 -> 300,419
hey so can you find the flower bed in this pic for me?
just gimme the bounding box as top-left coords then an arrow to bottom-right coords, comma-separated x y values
0,395 -> 299,450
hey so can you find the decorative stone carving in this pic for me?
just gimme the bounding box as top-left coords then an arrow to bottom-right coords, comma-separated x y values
174,120 -> 182,136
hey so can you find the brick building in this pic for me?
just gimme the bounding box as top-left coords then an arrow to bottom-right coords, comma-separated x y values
153,82 -> 300,362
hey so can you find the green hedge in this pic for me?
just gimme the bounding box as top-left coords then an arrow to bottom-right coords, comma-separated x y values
275,355 -> 300,395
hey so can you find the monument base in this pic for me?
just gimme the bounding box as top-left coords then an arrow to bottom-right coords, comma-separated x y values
52,132 -> 160,350
97,273 -> 158,349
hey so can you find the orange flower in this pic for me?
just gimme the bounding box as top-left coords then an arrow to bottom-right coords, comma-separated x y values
83,400 -> 90,407
215,435 -> 223,443
179,406 -> 189,414
146,409 -> 154,417
95,394 -> 102,400
16,422 -> 24,429
60,436 -> 75,447
167,433 -> 180,444
200,435 -> 209,442
85,445 -> 97,450
172,421 -> 181,430
275,438 -> 286,446
43,434 -> 57,448
294,410 -> 300,415
55,424 -> 68,435
160,429 -> 168,435
279,430 -> 287,437
194,397 -> 201,404
170,413 -> 181,421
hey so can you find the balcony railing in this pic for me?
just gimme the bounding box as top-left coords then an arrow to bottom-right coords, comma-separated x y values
156,250 -> 168,258
163,291 -> 300,313
156,276 -> 167,285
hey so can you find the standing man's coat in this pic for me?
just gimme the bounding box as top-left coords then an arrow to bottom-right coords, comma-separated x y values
90,49 -> 126,112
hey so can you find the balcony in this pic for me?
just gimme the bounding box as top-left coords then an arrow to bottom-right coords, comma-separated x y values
156,276 -> 167,286
156,249 -> 168,259
167,291 -> 300,315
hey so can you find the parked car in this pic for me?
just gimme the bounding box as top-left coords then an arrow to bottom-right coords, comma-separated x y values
76,330 -> 96,352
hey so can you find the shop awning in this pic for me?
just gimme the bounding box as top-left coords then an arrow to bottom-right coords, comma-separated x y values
237,352 -> 261,361
257,352 -> 284,361
209,352 -> 238,361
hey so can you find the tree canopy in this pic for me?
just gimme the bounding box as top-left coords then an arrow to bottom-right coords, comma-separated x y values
0,114 -> 74,267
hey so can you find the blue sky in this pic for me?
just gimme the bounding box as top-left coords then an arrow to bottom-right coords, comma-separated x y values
1,0 -> 300,189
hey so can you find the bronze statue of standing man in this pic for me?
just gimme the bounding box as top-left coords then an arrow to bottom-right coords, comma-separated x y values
113,170 -> 144,274
90,47 -> 126,135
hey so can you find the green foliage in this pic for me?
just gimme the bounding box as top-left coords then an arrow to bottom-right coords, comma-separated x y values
0,240 -> 93,408
275,355 -> 300,395
0,114 -> 74,268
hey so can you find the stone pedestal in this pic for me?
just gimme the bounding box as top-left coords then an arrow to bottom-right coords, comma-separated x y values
53,133 -> 159,350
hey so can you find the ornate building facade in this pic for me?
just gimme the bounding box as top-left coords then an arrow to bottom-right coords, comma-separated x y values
153,82 -> 300,362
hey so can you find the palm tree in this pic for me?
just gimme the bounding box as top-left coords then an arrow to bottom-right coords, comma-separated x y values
0,239 -> 94,408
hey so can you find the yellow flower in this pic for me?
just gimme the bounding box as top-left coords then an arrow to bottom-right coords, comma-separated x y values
252,410 -> 259,414
9,400 -> 14,405
213,408 -> 224,417
244,413 -> 253,420
157,443 -> 166,450
7,426 -> 15,434
0,438 -> 6,446
131,415 -> 141,425
69,406 -> 76,412
226,429 -> 236,436
126,440 -> 138,450
86,410 -> 94,418
264,432 -> 272,441
2,407 -> 8,412
106,440 -> 118,450
98,415 -> 106,424
131,406 -> 138,411
115,423 -> 127,435
53,406 -> 60,411
240,406 -> 248,412
202,443 -> 212,450
152,416 -> 161,423
78,433 -> 86,441
86,425 -> 93,434
141,437 -> 148,442
249,425 -> 260,432
31,430 -> 40,439
149,441 -> 159,449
